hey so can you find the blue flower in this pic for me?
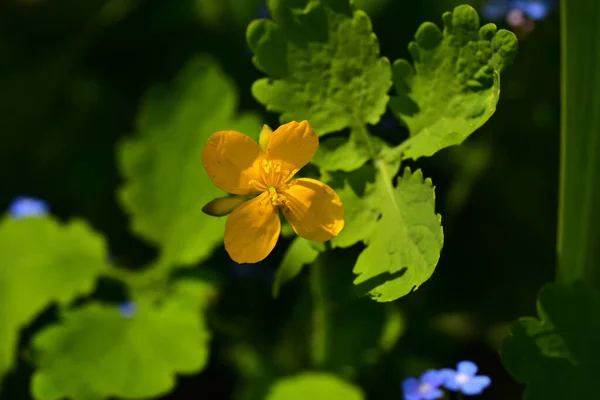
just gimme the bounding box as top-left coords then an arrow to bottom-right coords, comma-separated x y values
440,361 -> 491,396
402,370 -> 445,400
481,0 -> 553,22
523,0 -> 551,20
118,302 -> 137,318
8,196 -> 49,218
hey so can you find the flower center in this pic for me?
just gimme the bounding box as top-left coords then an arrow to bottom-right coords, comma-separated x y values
268,186 -> 278,201
258,159 -> 298,188
267,185 -> 287,206
456,373 -> 471,384
418,383 -> 432,394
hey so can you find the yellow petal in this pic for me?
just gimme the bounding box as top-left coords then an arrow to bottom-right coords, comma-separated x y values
202,130 -> 264,195
224,192 -> 281,263
202,195 -> 247,217
281,178 -> 344,242
266,121 -> 318,172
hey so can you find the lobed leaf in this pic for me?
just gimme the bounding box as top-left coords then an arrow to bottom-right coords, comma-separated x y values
118,56 -> 261,266
0,216 -> 107,379
247,0 -> 392,172
265,372 -> 364,400
246,0 -> 448,299
350,167 -> 443,302
501,282 -> 600,399
30,280 -> 215,400
390,5 -> 518,160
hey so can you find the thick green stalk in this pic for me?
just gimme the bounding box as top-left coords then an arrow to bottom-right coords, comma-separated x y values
556,1 -> 600,286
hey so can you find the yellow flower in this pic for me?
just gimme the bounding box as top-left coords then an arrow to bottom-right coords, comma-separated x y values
202,120 -> 344,264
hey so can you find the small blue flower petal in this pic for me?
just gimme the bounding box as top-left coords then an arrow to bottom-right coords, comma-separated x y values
420,370 -> 444,386
422,387 -> 444,400
402,371 -> 445,400
461,376 -> 491,395
438,368 -> 460,391
457,360 -> 478,376
118,302 -> 137,318
524,1 -> 550,20
442,361 -> 491,395
8,196 -> 49,218
402,377 -> 420,394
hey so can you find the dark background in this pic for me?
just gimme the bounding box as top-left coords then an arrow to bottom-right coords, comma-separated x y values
0,0 -> 559,399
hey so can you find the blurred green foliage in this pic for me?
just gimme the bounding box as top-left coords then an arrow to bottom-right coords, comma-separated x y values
31,281 -> 215,400
264,372 -> 364,400
502,283 -> 600,399
118,56 -> 261,267
0,217 -> 107,379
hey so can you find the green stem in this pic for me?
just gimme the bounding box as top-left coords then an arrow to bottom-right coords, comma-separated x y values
309,258 -> 328,367
556,0 -> 600,286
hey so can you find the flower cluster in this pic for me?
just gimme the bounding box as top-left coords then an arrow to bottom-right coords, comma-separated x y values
482,0 -> 555,37
482,0 -> 555,22
402,361 -> 491,400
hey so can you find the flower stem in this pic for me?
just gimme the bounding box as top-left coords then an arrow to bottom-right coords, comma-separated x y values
309,257 -> 328,367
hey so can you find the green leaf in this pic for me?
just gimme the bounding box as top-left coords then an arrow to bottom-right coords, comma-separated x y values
31,280 -> 215,400
326,165 -> 379,249
501,282 -> 600,399
247,0 -> 392,172
273,237 -> 320,298
0,216 -> 107,379
265,372 -> 364,400
352,167 -> 444,302
245,0 -> 446,301
556,1 -> 600,286
390,5 -> 518,160
118,56 -> 261,266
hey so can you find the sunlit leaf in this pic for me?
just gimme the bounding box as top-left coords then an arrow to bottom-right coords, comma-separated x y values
0,217 -> 107,378
273,237 -> 319,297
501,282 -> 600,399
390,5 -> 518,160
327,165 -> 379,249
351,167 -> 443,302
30,280 -> 215,400
118,56 -> 261,266
247,0 -> 391,172
265,372 -> 364,400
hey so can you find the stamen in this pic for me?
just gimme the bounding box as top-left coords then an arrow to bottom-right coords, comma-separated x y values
285,168 -> 300,182
268,186 -> 278,200
268,186 -> 286,206
261,159 -> 271,173
248,179 -> 266,192
260,160 -> 286,187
